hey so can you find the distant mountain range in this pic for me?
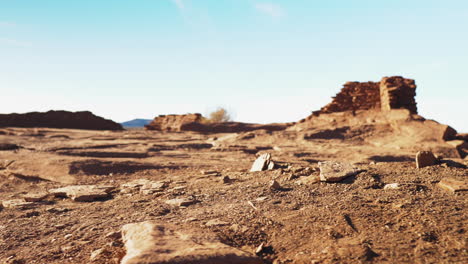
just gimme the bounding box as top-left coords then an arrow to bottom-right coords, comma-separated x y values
120,119 -> 152,128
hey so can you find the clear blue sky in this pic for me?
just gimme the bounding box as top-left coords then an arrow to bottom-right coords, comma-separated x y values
1,0 -> 467,131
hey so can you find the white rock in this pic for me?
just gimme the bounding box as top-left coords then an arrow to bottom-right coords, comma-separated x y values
383,183 -> 400,190
90,248 -> 106,261
250,153 -> 274,172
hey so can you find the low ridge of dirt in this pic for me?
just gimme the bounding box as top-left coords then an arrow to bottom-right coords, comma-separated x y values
0,123 -> 466,263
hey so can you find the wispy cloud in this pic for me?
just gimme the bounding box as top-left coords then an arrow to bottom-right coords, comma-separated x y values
255,2 -> 285,18
171,0 -> 185,10
0,38 -> 32,48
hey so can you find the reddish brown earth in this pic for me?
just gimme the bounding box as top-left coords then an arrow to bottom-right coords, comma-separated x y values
0,76 -> 466,263
0,110 -> 123,131
0,114 -> 466,263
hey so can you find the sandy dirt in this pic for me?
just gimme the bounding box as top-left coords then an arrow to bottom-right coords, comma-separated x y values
0,126 -> 466,264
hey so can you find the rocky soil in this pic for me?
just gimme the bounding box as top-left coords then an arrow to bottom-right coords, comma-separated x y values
0,124 -> 466,263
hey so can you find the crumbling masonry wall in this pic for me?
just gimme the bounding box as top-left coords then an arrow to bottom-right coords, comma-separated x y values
380,76 -> 417,114
316,76 -> 418,115
319,81 -> 381,113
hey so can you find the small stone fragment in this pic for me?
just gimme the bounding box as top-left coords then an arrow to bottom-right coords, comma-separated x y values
205,219 -> 229,227
140,181 -> 168,195
105,231 -> 122,240
295,175 -> 321,185
267,161 -> 275,170
0,160 -> 14,169
201,170 -> 220,176
415,151 -> 438,168
255,243 -> 265,254
383,183 -> 400,190
222,176 -> 231,184
437,178 -> 468,193
255,196 -> 268,202
2,199 -> 37,210
90,248 -> 107,261
319,161 -> 358,182
49,185 -> 114,202
269,180 -> 281,190
121,179 -> 168,194
46,207 -> 70,214
0,143 -> 20,151
165,197 -> 196,207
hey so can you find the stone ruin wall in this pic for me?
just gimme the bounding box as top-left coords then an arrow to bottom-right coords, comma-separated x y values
319,81 -> 381,114
380,76 -> 417,114
316,76 -> 418,115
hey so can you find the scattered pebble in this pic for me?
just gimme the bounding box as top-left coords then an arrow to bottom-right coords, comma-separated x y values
269,180 -> 281,190
165,198 -> 197,207
205,219 -> 229,227
384,183 -> 400,190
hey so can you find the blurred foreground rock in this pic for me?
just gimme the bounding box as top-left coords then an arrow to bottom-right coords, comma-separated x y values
121,221 -> 262,264
437,178 -> 468,193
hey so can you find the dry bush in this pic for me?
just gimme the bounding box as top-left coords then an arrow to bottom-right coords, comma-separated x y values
207,107 -> 232,123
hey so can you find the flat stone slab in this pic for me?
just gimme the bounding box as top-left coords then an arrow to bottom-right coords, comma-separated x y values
416,151 -> 437,168
121,221 -> 262,264
437,178 -> 468,193
319,161 -> 358,182
121,179 -> 168,194
49,185 -> 115,202
23,192 -> 49,202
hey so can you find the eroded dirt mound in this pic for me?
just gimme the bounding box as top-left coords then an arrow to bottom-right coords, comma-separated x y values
0,110 -> 123,130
